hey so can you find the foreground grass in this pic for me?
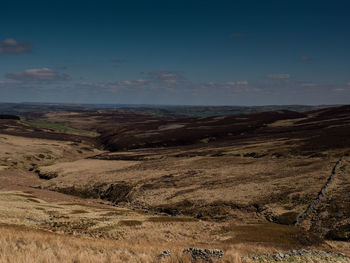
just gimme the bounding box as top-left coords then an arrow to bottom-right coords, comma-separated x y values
0,225 -> 245,263
0,191 -> 349,262
1,225 -> 348,263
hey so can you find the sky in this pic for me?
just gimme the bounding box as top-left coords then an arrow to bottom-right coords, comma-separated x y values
0,0 -> 349,106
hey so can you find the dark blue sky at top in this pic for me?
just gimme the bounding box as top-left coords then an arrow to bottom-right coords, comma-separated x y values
0,0 -> 349,105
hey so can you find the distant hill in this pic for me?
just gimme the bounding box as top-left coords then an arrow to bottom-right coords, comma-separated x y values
0,102 -> 338,117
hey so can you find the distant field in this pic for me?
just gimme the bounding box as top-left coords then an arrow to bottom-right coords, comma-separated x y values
23,120 -> 97,136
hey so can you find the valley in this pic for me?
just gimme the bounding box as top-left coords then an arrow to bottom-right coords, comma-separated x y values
0,104 -> 350,262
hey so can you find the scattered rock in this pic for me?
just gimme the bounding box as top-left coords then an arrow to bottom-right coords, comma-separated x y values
249,250 -> 348,261
26,217 -> 47,223
158,250 -> 171,258
183,248 -> 223,261
35,170 -> 58,180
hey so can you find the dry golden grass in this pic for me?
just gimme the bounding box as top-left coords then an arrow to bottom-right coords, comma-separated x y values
0,225 -> 199,263
0,190 -> 339,262
0,225 -> 261,262
38,138 -> 343,226
0,134 -> 101,170
1,225 -> 347,263
0,191 -> 223,245
37,159 -> 139,187
1,115 -> 349,262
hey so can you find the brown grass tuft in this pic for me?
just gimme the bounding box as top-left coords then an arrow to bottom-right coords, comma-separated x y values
147,216 -> 198,223
223,223 -> 323,247
118,220 -> 143,227
70,209 -> 89,214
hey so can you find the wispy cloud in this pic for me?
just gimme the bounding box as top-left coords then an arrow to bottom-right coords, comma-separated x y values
6,68 -> 71,82
301,82 -> 317,87
0,80 -> 32,89
300,56 -> 312,61
0,38 -> 32,54
112,59 -> 126,63
198,81 -> 260,94
267,74 -> 291,80
78,71 -> 187,91
206,81 -> 249,87
200,81 -> 251,91
148,71 -> 187,85
229,33 -> 243,38
77,70 -> 256,96
78,79 -> 150,91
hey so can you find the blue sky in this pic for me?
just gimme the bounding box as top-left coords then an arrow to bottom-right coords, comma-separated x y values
0,0 -> 349,105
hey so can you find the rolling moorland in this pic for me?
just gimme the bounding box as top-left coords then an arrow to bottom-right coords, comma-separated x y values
0,103 -> 350,262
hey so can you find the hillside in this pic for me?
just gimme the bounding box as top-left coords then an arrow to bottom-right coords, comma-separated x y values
0,105 -> 350,262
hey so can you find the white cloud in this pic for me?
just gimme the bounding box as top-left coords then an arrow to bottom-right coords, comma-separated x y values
78,79 -> 150,91
267,74 -> 291,79
6,68 -> 71,82
77,73 -> 253,96
148,71 -> 187,85
0,38 -> 32,54
301,83 -> 317,87
199,81 -> 256,93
